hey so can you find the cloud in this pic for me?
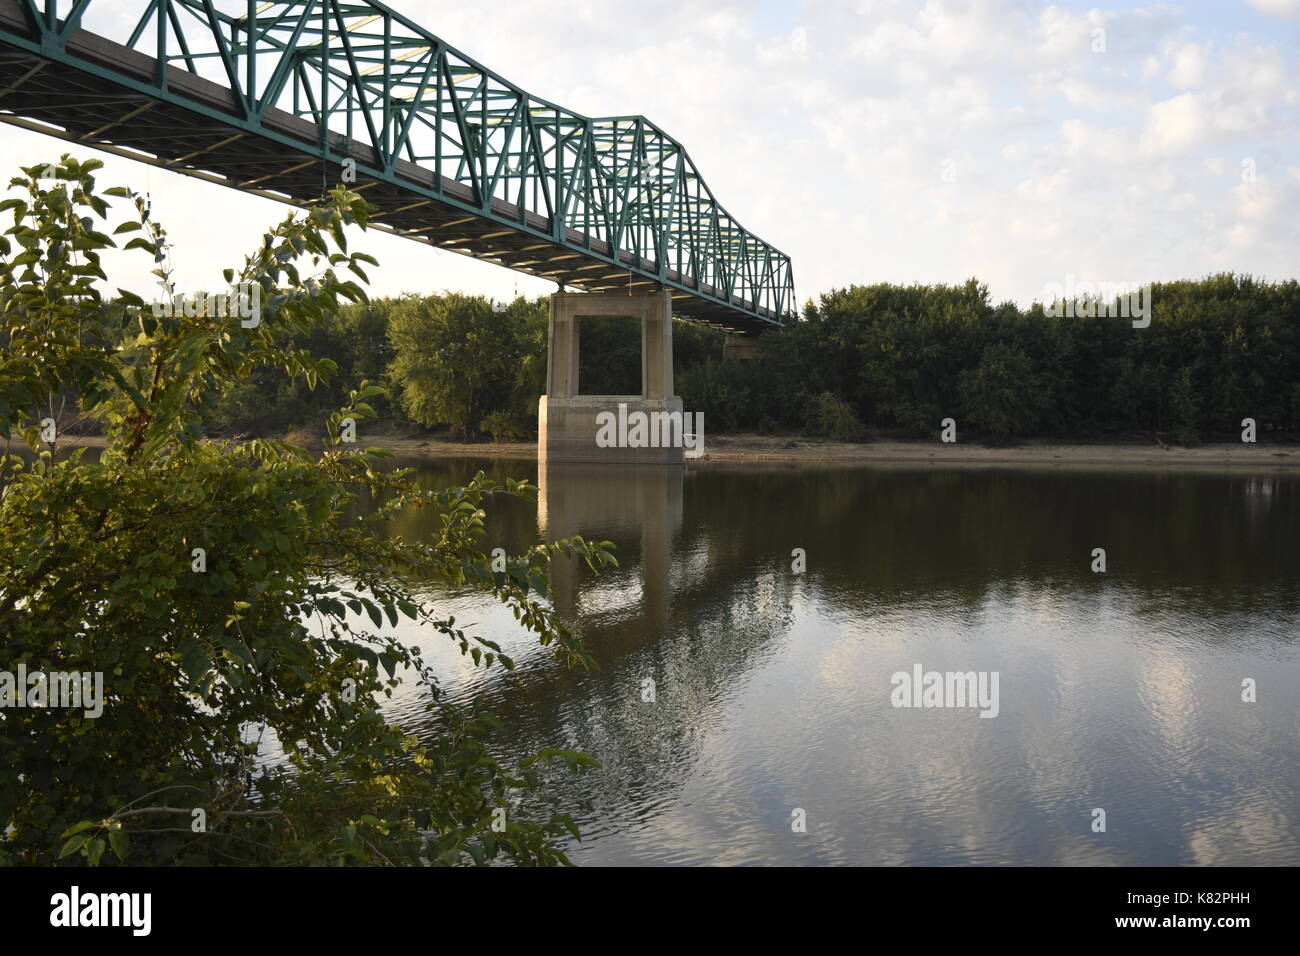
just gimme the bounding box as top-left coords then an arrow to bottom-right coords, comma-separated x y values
1141,93 -> 1212,157
1248,0 -> 1300,20
1166,41 -> 1210,88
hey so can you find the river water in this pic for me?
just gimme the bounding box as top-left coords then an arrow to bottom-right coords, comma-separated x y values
368,457 -> 1300,866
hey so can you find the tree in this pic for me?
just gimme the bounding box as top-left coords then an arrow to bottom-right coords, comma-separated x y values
958,342 -> 1042,440
387,292 -> 531,440
0,156 -> 613,866
1169,366 -> 1201,445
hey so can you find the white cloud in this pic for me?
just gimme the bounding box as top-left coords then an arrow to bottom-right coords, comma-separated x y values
1233,180 -> 1275,219
1141,93 -> 1212,157
1166,41 -> 1210,88
1248,0 -> 1300,20
1061,119 -> 1133,162
1016,168 -> 1073,203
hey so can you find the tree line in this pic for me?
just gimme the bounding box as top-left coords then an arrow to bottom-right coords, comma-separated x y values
748,275 -> 1300,444
194,273 -> 1299,446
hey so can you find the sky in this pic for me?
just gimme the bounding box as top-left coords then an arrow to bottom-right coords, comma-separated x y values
2,0 -> 1298,310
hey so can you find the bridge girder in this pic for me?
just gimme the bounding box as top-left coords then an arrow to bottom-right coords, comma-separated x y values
0,0 -> 794,332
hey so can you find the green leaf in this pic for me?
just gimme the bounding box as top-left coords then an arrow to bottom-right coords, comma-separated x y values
58,833 -> 89,859
177,635 -> 213,686
218,632 -> 254,667
86,838 -> 106,867
59,820 -> 96,838
108,828 -> 129,862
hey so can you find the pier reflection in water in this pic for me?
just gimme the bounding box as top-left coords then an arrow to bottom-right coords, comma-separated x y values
538,461 -> 682,642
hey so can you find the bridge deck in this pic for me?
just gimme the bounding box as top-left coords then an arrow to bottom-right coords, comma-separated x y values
0,1 -> 786,332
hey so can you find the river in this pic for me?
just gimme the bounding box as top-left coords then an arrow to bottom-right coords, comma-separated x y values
364,457 -> 1300,866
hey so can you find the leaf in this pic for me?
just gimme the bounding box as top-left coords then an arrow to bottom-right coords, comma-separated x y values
58,833 -> 90,858
86,838 -> 106,866
218,632 -> 254,667
177,635 -> 213,686
108,828 -> 129,862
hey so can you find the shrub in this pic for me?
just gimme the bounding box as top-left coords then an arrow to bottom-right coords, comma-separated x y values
0,157 -> 612,866
481,410 -> 532,442
804,391 -> 866,441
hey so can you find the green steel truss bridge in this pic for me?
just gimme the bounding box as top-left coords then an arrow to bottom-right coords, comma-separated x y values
0,0 -> 794,331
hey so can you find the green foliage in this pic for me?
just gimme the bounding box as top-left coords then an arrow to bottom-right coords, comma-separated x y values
480,410 -> 531,442
0,157 -> 613,866
387,293 -> 544,441
202,300 -> 398,437
206,274 -> 1297,447
804,391 -> 865,441
577,314 -> 641,395
1169,366 -> 1201,446
719,275 -> 1299,443
676,357 -> 754,433
958,343 -> 1041,440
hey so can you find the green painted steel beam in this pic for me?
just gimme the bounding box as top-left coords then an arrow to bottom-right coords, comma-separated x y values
0,0 -> 794,327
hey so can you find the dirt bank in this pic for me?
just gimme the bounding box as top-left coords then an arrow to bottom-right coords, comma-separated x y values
49,432 -> 1300,470
355,433 -> 1300,470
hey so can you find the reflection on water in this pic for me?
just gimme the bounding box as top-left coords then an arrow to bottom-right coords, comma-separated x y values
378,459 -> 1300,866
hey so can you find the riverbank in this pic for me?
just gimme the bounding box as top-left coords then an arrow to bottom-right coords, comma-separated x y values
291,433 -> 1300,469
698,434 -> 1300,469
47,432 -> 1300,469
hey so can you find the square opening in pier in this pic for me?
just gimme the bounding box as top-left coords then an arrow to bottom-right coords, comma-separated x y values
578,314 -> 642,396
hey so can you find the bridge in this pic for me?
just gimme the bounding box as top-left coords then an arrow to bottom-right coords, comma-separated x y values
0,0 -> 794,333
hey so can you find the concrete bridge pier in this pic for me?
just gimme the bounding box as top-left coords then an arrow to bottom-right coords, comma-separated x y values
723,333 -> 764,361
538,290 -> 685,464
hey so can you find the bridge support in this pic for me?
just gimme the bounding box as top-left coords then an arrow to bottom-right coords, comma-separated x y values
723,334 -> 765,361
539,291 -> 684,464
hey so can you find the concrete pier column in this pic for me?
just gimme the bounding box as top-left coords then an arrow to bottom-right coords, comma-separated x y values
642,292 -> 673,400
539,290 -> 684,464
723,333 -> 764,362
545,295 -> 581,399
